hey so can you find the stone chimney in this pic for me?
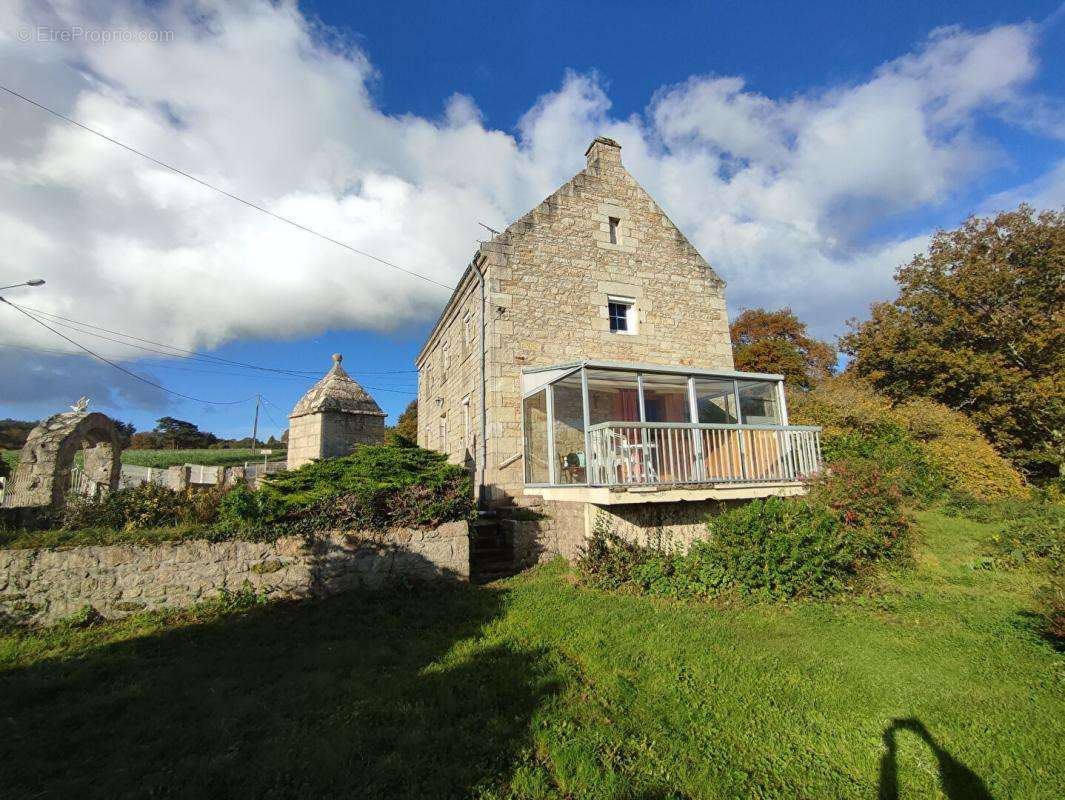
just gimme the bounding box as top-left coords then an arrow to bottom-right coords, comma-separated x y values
585,136 -> 622,170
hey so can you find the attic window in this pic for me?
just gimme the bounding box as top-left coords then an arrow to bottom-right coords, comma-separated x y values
608,217 -> 620,244
608,296 -> 636,334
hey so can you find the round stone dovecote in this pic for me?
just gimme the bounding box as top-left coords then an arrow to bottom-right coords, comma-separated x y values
287,354 -> 387,469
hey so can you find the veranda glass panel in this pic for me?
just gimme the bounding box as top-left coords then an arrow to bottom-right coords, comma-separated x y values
694,378 -> 739,424
586,370 -> 640,424
737,380 -> 782,425
641,373 -> 691,423
523,390 -> 550,483
551,373 -> 586,484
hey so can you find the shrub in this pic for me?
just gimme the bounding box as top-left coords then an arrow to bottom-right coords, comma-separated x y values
895,398 -> 1027,502
1036,577 -> 1064,641
820,422 -> 944,502
697,496 -> 852,599
805,459 -> 912,561
789,377 -> 1026,502
578,459 -> 911,601
221,442 -> 474,533
984,502 -> 1064,572
61,483 -> 228,532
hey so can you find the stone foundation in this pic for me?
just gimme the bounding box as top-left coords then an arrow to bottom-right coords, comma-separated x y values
592,500 -> 741,552
504,500 -> 590,567
502,498 -> 736,568
0,522 -> 469,626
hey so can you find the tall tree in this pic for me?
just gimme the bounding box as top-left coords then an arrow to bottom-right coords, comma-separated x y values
842,205 -> 1064,477
390,399 -> 418,443
152,417 -> 218,449
114,420 -> 136,449
730,308 -> 836,388
0,419 -> 37,451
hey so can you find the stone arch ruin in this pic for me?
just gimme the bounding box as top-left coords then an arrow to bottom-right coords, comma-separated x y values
2,412 -> 121,509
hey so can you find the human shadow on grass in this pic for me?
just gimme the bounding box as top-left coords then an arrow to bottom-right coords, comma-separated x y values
0,571 -> 560,799
878,718 -> 992,800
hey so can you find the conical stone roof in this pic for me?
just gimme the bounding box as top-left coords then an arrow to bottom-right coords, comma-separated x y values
289,354 -> 386,419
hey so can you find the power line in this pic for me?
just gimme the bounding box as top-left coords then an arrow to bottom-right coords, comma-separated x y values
258,397 -> 282,430
6,301 -> 420,375
0,84 -> 456,292
0,339 -> 417,396
0,298 -> 258,406
7,301 -> 318,375
0,338 -> 415,389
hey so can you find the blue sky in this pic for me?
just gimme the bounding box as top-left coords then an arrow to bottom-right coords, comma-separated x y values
0,0 -> 1062,440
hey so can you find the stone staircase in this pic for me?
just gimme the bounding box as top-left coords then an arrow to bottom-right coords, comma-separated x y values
470,514 -> 520,584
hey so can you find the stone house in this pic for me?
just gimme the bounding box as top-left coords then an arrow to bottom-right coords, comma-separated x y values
415,138 -> 822,562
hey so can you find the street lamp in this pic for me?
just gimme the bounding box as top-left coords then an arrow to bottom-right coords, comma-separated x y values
0,279 -> 46,291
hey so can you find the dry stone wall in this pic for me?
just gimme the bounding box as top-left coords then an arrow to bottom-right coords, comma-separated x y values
0,521 -> 469,626
503,500 -> 590,567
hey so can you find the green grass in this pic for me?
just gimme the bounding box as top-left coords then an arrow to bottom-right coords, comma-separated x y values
0,510 -> 1061,799
120,448 -> 287,468
2,448 -> 285,470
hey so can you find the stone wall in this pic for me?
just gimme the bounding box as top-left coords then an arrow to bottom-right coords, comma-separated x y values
501,498 -> 741,569
415,138 -> 733,506
415,274 -> 483,478
503,499 -> 590,568
592,500 -> 740,553
287,410 -> 385,469
0,521 -> 469,626
286,412 -> 323,468
320,411 -> 386,459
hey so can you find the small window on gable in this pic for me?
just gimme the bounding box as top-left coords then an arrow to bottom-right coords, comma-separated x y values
608,296 -> 636,334
463,310 -> 473,352
441,340 -> 450,370
608,217 -> 620,244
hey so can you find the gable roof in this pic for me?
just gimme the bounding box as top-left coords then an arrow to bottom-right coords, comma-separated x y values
415,137 -> 726,365
290,354 -> 386,419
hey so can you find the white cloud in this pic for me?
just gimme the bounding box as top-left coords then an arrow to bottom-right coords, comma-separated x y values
0,0 -> 1059,378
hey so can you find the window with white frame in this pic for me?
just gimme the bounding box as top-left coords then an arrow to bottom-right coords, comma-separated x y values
439,413 -> 448,450
607,296 -> 636,334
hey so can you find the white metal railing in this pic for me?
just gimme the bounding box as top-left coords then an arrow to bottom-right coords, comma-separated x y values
586,422 -> 822,487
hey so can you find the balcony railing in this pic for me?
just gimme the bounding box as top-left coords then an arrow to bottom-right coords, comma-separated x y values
586,422 -> 822,487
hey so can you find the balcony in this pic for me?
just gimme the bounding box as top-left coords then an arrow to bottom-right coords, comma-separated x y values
520,360 -> 823,499
586,422 -> 822,486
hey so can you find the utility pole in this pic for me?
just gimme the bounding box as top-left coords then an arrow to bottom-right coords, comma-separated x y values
250,393 -> 260,450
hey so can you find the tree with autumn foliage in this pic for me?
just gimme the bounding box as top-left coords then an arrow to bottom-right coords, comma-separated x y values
730,308 -> 837,389
389,399 -> 418,443
842,205 -> 1064,478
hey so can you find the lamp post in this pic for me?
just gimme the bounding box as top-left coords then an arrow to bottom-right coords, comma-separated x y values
0,279 -> 45,291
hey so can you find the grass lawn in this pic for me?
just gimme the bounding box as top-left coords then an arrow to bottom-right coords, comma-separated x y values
120,448 -> 287,468
0,510 -> 1061,799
